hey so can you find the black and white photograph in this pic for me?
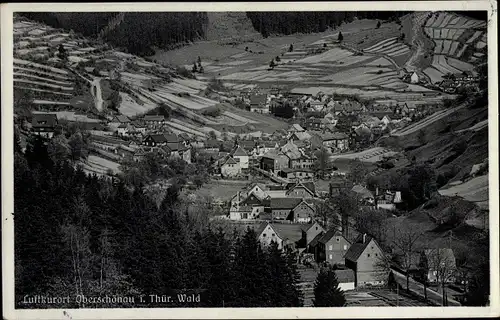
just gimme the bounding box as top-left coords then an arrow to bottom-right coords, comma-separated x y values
1,1 -> 498,319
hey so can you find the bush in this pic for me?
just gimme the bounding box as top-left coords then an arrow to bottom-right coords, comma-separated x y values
176,66 -> 195,79
202,107 -> 222,117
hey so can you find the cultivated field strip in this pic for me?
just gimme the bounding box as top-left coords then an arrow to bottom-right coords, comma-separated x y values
14,58 -> 68,74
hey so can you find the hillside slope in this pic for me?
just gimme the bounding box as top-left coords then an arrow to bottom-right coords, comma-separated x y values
205,12 -> 261,43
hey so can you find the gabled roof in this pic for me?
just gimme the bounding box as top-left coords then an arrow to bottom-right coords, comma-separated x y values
145,134 -> 168,144
112,115 -> 130,123
267,223 -> 312,243
270,198 -> 302,210
232,145 -> 248,157
290,123 -> 305,132
351,185 -> 374,199
287,181 -> 316,195
32,113 -> 58,128
344,234 -> 379,263
308,232 -> 325,248
318,229 -> 347,244
291,131 -> 312,141
222,157 -> 238,166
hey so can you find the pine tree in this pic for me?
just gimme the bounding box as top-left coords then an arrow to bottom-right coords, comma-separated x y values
313,265 -> 346,307
376,21 -> 381,29
289,43 -> 294,52
192,62 -> 198,73
269,59 -> 276,69
338,31 -> 344,42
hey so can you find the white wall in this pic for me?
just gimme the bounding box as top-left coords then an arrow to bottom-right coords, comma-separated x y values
338,282 -> 355,291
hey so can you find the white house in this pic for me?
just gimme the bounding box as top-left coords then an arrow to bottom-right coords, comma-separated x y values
232,146 -> 249,169
220,157 -> 241,177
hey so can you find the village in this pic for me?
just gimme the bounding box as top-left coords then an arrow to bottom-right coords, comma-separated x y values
11,10 -> 490,309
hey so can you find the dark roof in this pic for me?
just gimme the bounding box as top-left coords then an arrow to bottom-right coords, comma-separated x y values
287,181 -> 316,195
113,115 -> 130,123
334,269 -> 355,283
269,223 -> 310,243
344,234 -> 375,263
232,146 -> 248,157
146,134 -> 168,144
31,113 -> 58,128
270,198 -> 302,210
166,142 -> 180,152
318,229 -> 345,244
308,232 -> 325,248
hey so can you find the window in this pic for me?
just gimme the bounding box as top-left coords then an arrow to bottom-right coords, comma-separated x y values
344,245 -> 348,250
263,233 -> 266,237
329,254 -> 333,260
336,237 -> 340,242
367,254 -> 371,257
375,253 -> 378,257
315,226 -> 318,230
272,233 -> 275,237
329,245 -> 333,251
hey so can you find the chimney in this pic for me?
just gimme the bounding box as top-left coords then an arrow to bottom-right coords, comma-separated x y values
363,233 -> 367,244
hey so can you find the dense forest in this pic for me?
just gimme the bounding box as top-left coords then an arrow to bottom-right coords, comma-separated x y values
246,11 -> 409,37
18,12 -> 208,56
14,135 -> 305,308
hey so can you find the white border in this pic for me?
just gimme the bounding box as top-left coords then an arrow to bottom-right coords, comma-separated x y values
1,2 -> 498,319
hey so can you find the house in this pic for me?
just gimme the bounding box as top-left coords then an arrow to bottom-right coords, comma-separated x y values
420,248 -> 457,284
269,198 -> 313,222
351,185 -> 375,205
334,269 -> 356,291
375,189 -> 402,210
289,123 -> 305,132
179,144 -> 192,164
31,113 -> 58,138
304,117 -> 324,131
249,94 -> 269,113
310,131 -> 349,151
279,168 -> 314,180
289,131 -> 312,142
143,115 -> 166,126
260,151 -> 289,174
231,145 -> 249,169
142,134 -> 169,147
410,72 -> 419,84
329,178 -> 353,196
286,181 -> 317,198
116,123 -> 136,136
344,234 -> 387,287
314,229 -> 351,265
109,115 -> 130,128
220,156 -> 241,177
257,221 -> 324,251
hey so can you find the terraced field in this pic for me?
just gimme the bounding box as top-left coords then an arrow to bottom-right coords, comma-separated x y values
422,12 -> 487,83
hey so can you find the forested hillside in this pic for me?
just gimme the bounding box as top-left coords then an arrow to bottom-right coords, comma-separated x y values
14,136 -> 303,308
18,12 -> 209,56
246,11 -> 409,37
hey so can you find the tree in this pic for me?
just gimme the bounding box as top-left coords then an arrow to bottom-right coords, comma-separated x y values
348,159 -> 368,185
208,131 -> 217,140
407,164 -> 437,209
288,43 -> 294,52
331,189 -> 359,239
376,21 -> 381,29
192,62 -> 198,73
400,32 -> 406,41
354,209 -> 391,250
57,44 -> 68,60
316,199 -> 340,230
197,56 -> 201,65
314,147 -> 329,179
275,55 -> 281,62
68,132 -> 89,161
47,134 -> 71,164
338,31 -> 343,42
313,264 -> 346,307
391,222 -> 426,293
269,59 -> 276,69
422,248 -> 457,306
